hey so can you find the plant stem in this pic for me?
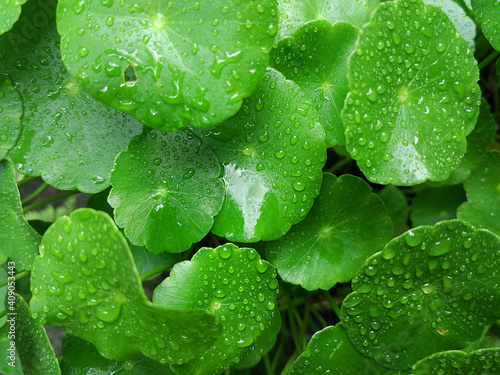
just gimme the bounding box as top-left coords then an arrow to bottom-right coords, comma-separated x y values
22,190 -> 79,212
0,294 -> 31,319
287,308 -> 302,354
326,157 -> 351,174
279,352 -> 299,375
278,297 -> 305,312
21,182 -> 49,205
323,290 -> 341,319
263,354 -> 273,375
478,50 -> 500,70
17,175 -> 36,187
310,305 -> 328,328
0,270 -> 30,288
140,260 -> 178,282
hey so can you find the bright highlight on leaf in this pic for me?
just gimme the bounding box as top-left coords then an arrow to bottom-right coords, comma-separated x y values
0,73 -> 21,159
471,0 -> 500,51
109,129 -> 225,253
56,0 -> 278,131
0,160 -> 41,271
342,0 -> 481,185
271,20 -> 359,147
412,348 -> 500,374
266,173 -> 392,291
154,243 -> 280,375
30,208 -> 221,364
195,68 -> 326,242
341,220 -> 500,370
0,0 -> 27,35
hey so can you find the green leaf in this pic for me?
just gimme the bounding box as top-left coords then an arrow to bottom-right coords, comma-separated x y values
422,0 -> 476,49
30,208 -> 221,364
10,294 -> 61,374
56,0 -> 278,131
411,185 -> 466,226
195,68 -> 326,242
60,334 -> 175,375
444,99 -> 496,185
378,185 -> 409,235
412,348 -> 500,374
266,173 -> 392,291
154,244 -> 280,375
0,318 -> 23,375
342,0 -> 481,185
0,0 -> 143,193
270,20 -> 359,147
457,151 -> 500,236
0,160 -> 41,271
290,324 -> 405,375
471,0 -> 500,51
0,73 -> 22,159
109,129 -> 225,253
276,0 -> 379,38
341,220 -> 500,370
0,0 -> 27,35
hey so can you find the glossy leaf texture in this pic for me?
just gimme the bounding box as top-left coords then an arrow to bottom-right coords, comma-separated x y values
0,160 -> 41,271
0,0 -> 27,35
109,129 -> 224,253
276,0 -> 379,38
30,208 -> 221,364
471,0 -> 500,51
290,324 -> 405,375
154,244 -> 280,375
0,73 -> 21,159
412,348 -> 500,374
458,151 -> 500,236
60,334 -> 174,375
195,68 -> 326,242
266,173 -> 392,291
271,20 -> 359,147
56,0 -> 278,131
411,185 -> 466,226
0,0 -> 143,193
341,220 -> 500,370
7,294 -> 61,374
342,0 -> 481,185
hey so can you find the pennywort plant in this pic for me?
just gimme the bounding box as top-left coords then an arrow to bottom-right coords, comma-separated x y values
1,0 -> 500,374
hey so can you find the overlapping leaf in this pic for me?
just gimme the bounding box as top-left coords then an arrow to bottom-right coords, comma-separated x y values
378,185 -> 409,235
56,0 -> 278,131
0,73 -> 21,159
411,185 -> 466,226
341,220 -> 500,370
471,0 -> 500,51
154,244 -> 280,375
0,0 -> 143,193
0,0 -> 27,35
109,129 -> 225,253
195,68 -> 326,242
0,160 -> 40,271
30,208 -> 221,364
413,348 -> 500,374
342,0 -> 481,185
266,173 -> 392,290
458,151 -> 500,236
271,20 -> 359,147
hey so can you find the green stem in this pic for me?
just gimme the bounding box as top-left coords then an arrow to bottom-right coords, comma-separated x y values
271,331 -> 286,373
280,352 -> 299,375
0,270 -> 30,288
140,260 -> 178,282
287,308 -> 302,354
323,290 -> 341,319
278,297 -> 305,312
478,50 -> 500,70
263,354 -> 273,375
326,157 -> 351,174
21,182 -> 49,205
0,294 -> 31,319
310,305 -> 328,328
17,175 -> 36,187
224,368 -> 230,375
23,190 -> 79,212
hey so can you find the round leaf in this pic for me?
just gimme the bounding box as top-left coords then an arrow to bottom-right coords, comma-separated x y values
266,173 -> 392,291
56,0 -> 278,131
342,0 -> 481,185
0,0 -> 27,35
411,185 -> 466,226
270,20 -> 359,147
109,129 -> 225,253
0,160 -> 41,271
458,151 -> 500,236
195,68 -> 326,242
0,0 -> 143,193
154,243 -> 280,375
0,73 -> 21,159
413,348 -> 500,374
471,0 -> 500,51
30,208 -> 221,364
341,220 -> 500,370
276,0 -> 379,38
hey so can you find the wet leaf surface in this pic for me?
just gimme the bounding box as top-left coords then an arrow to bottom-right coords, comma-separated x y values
154,243 -> 280,375
471,0 -> 500,51
109,129 -> 225,253
341,220 -> 500,370
342,0 -> 481,185
30,208 -> 221,364
413,348 -> 500,374
0,0 -> 27,35
0,73 -> 21,159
